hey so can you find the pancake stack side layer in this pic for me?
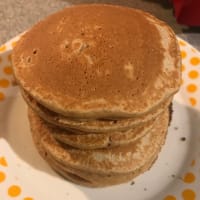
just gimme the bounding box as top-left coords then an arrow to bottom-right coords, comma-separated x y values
11,4 -> 181,187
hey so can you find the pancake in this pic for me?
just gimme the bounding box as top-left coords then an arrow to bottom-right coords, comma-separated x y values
43,150 -> 158,187
12,4 -> 181,119
23,89 -> 172,133
29,108 -> 156,149
28,107 -> 169,175
52,123 -> 153,149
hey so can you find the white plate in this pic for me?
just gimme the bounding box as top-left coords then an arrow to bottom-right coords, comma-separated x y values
0,36 -> 200,200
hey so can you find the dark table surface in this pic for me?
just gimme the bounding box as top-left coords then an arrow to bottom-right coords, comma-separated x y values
0,0 -> 200,50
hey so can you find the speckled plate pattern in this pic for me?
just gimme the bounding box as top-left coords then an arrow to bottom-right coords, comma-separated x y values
0,36 -> 200,200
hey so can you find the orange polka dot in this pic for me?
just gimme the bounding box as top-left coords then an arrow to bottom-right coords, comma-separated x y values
179,40 -> 186,46
8,54 -> 12,61
0,92 -> 5,101
181,51 -> 187,59
163,195 -> 176,200
190,57 -> 200,66
187,84 -> 197,93
189,98 -> 197,106
0,79 -> 10,88
0,171 -> 6,182
0,45 -> 6,52
191,159 -> 196,167
11,41 -> 18,48
24,197 -> 34,200
182,189 -> 196,200
0,157 -> 8,166
188,70 -> 199,79
3,66 -> 13,75
183,172 -> 196,183
8,185 -> 21,197
181,64 -> 185,72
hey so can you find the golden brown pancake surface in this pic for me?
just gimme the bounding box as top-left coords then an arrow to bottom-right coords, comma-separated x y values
22,88 -> 172,133
12,4 -> 181,118
28,107 -> 169,174
28,108 -> 156,149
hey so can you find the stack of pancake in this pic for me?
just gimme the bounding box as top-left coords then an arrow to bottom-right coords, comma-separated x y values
12,4 -> 181,187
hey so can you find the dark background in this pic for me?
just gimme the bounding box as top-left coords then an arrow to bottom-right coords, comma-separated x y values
0,0 -> 199,50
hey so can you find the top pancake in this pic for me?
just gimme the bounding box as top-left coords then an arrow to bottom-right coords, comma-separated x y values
12,4 -> 181,119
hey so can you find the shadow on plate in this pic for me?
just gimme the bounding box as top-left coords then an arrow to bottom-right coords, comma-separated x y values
146,101 -> 200,200
0,90 -> 57,178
